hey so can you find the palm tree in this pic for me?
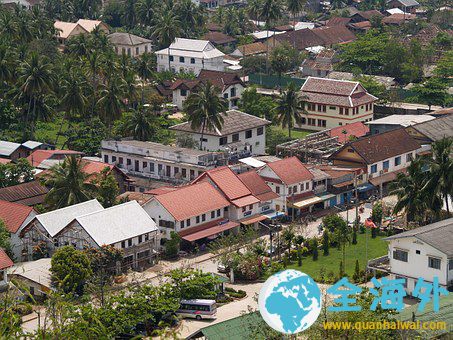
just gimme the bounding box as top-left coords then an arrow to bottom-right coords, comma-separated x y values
423,138 -> 453,216
273,82 -> 307,138
122,0 -> 137,28
16,52 -> 55,139
97,77 -> 126,128
56,70 -> 88,145
152,11 -> 182,71
175,0 -> 201,38
390,158 -> 430,222
183,82 -> 228,150
0,45 -> 14,91
136,0 -> 156,27
247,0 -> 262,24
286,0 -> 305,48
123,108 -> 157,141
41,155 -> 97,209
123,70 -> 139,109
260,0 -> 283,73
135,52 -> 155,104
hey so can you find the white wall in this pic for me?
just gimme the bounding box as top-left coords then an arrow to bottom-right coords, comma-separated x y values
11,211 -> 37,261
388,236 -> 449,294
156,54 -> 225,75
367,151 -> 416,178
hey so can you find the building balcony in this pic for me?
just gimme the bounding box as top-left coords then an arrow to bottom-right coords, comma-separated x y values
367,255 -> 390,273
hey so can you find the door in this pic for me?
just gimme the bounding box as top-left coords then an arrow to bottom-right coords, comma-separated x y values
135,160 -> 139,172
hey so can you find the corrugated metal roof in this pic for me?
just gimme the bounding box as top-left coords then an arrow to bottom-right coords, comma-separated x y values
35,199 -> 104,237
73,201 -> 158,246
0,141 -> 21,157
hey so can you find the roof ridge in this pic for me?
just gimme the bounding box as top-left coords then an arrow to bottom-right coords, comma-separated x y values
37,199 -> 102,218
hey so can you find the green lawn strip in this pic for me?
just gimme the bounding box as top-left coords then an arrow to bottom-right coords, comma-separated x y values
286,234 -> 388,279
34,115 -> 69,148
275,125 -> 312,139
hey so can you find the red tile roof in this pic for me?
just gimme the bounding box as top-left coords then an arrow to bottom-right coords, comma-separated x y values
312,26 -> 356,45
328,122 -> 369,143
231,195 -> 260,208
238,171 -> 279,202
0,181 -> 48,206
0,158 -> 11,164
179,219 -> 239,242
27,149 -> 82,167
196,166 -> 252,200
265,157 -> 314,185
0,249 -> 13,269
326,17 -> 352,26
154,182 -> 230,221
237,42 -> 267,56
201,31 -> 237,45
0,200 -> 35,233
81,160 -> 114,174
145,186 -> 178,195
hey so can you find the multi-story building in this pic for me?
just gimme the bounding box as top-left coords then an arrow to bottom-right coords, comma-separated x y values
170,109 -> 270,157
171,70 -> 245,110
299,77 -> 377,131
368,218 -> 453,294
257,157 -> 315,215
101,140 -> 226,184
143,182 -> 234,241
328,128 -> 421,191
108,32 -> 153,58
155,38 -> 225,75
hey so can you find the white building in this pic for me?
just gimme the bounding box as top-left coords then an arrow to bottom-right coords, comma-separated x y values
171,70 -> 245,110
0,249 -> 13,290
369,218 -> 453,294
299,77 -> 377,131
20,199 -> 105,261
257,157 -> 315,214
108,32 -> 152,57
170,110 -> 270,157
155,38 -> 225,75
8,258 -> 52,298
143,182 -> 234,241
101,140 -> 226,184
56,201 -> 160,270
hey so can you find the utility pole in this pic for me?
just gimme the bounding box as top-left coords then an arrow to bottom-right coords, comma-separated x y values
354,171 -> 359,227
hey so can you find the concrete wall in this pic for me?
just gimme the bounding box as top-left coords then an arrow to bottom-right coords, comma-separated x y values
157,54 -> 225,75
113,42 -> 152,57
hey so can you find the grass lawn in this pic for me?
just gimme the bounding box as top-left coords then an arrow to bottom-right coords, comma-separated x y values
286,233 -> 388,279
34,115 -> 69,149
275,125 -> 312,140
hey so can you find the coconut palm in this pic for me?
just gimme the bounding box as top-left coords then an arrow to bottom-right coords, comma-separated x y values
41,155 -> 97,209
183,82 -> 228,150
152,11 -> 182,71
390,158 -> 430,222
0,45 -> 14,90
286,0 -> 305,48
423,137 -> 453,216
136,0 -> 156,27
273,82 -> 307,138
122,107 -> 157,141
260,0 -> 283,73
16,52 -> 55,139
97,77 -> 126,127
175,0 -> 202,38
247,0 -> 262,23
135,52 -> 155,104
122,0 -> 137,28
123,70 -> 139,109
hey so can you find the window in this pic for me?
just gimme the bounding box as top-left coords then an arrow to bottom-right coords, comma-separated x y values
428,257 -> 441,269
345,108 -> 349,115
230,87 -> 236,97
232,133 -> 239,142
119,157 -> 123,164
317,119 -> 326,127
249,204 -> 253,210
329,106 -> 336,110
145,233 -> 149,241
211,211 -> 215,219
145,45 -> 148,53
181,220 -> 185,228
322,105 -> 326,112
288,187 -> 292,195
202,214 -> 206,222
306,182 -> 309,190
416,250 -> 421,254
219,136 -> 228,145
112,156 -> 118,163
339,107 -> 343,115
196,216 -> 200,223
136,47 -> 139,55
138,235 -> 142,243
339,122 -> 343,126
179,56 -> 185,63
257,127 -> 264,135
449,259 -> 453,270
143,161 -> 147,168
121,241 -> 126,248
383,160 -> 389,170
317,104 -> 322,111
293,185 -> 297,193
127,48 -> 131,56
276,186 -> 280,194
394,156 -> 401,166
181,89 -> 187,96
393,249 -> 408,262
245,130 -> 252,139
186,219 -> 191,227
242,206 -> 246,212
128,239 -> 132,247
127,159 -> 131,165
217,209 -> 221,217
169,55 -> 174,61
182,168 -> 187,178
223,93 -> 228,99
371,164 -> 378,173
150,162 -> 155,172
174,167 -> 179,174
301,117 -> 306,125
190,58 -> 195,64
406,153 -> 413,162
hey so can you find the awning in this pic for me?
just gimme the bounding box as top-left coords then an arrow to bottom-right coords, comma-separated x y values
292,196 -> 323,208
263,211 -> 286,219
357,183 -> 375,193
181,221 -> 239,242
239,157 -> 266,168
332,180 -> 354,188
240,214 -> 268,225
231,195 -> 260,207
369,169 -> 407,187
317,193 -> 335,201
